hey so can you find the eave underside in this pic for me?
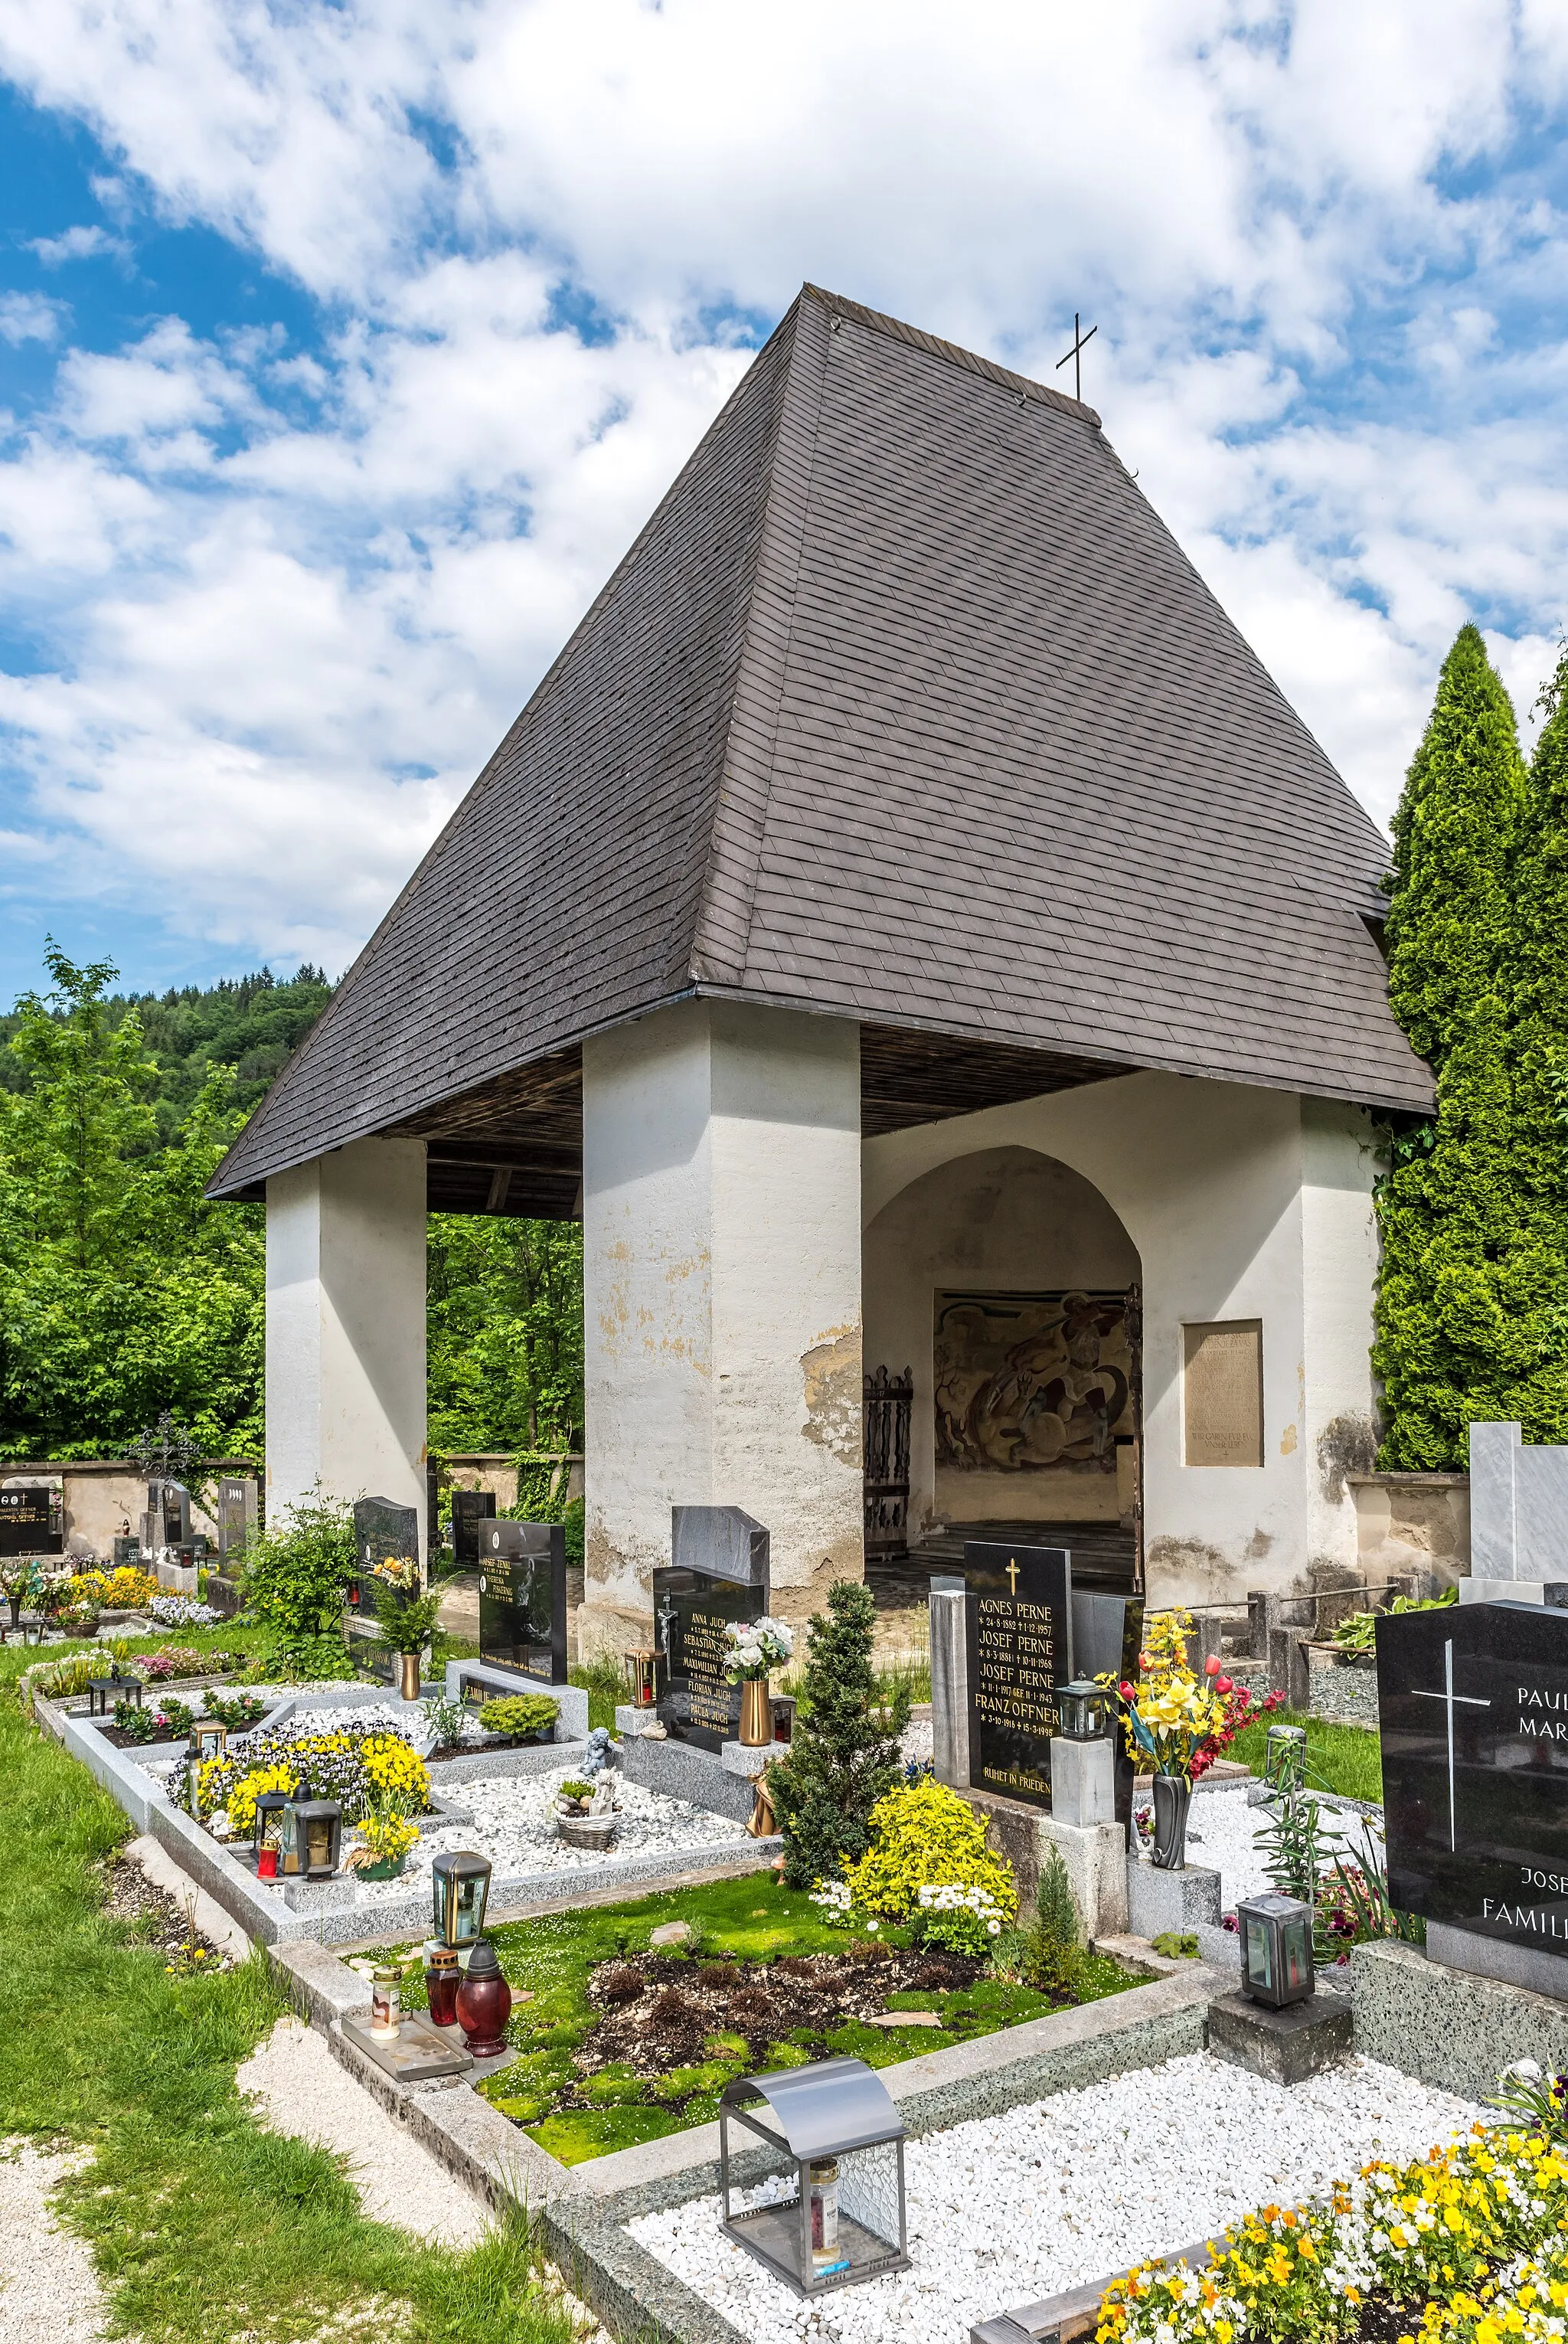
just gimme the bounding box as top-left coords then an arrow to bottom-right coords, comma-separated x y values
216,1023 -> 1135,1215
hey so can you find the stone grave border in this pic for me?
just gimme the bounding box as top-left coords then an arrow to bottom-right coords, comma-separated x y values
31,1666 -> 778,1949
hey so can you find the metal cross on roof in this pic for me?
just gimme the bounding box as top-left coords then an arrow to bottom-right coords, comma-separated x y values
1056,312 -> 1098,404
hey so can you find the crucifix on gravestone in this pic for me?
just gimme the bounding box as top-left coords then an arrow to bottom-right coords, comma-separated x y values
1055,312 -> 1098,404
1410,1636 -> 1491,1852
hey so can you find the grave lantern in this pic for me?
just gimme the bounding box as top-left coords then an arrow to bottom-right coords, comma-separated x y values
88,1673 -> 143,1717
1057,1680 -> 1109,1741
186,1718 -> 227,1816
253,1790 -> 289,1878
718,2055 -> 909,2297
1263,1723 -> 1308,1796
21,1617 -> 44,1647
284,1797 -> 342,1881
1236,1891 -> 1315,2009
432,1851 -> 492,1949
622,1648 -> 658,1708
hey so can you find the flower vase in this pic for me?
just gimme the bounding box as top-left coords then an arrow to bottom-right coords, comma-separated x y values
399,1653 -> 421,1702
739,1679 -> 771,1747
1150,1774 -> 1191,1870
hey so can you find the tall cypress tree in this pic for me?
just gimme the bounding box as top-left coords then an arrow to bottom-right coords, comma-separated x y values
1373,626 -> 1531,1466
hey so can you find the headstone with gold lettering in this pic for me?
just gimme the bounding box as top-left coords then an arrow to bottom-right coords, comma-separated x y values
964,1541 -> 1072,1808
1378,1600 -> 1568,1987
654,1506 -> 770,1754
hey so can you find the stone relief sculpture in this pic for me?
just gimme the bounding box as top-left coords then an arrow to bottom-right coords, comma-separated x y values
934,1289 -> 1133,1475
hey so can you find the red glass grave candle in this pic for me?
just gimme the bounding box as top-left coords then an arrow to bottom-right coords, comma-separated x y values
425,1946 -> 461,2027
454,1939 -> 512,2058
256,1847 -> 279,1879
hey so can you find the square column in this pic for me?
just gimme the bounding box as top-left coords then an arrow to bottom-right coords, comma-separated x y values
581,1000 -> 863,1656
265,1137 -> 429,1567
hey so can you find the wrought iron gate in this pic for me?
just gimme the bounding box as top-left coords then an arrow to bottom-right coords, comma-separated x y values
863,1365 -> 913,1561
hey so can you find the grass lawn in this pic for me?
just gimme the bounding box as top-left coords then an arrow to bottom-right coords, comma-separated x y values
391,1872 -> 1136,2166
1229,1706 -> 1383,1803
1,1632 -> 573,2344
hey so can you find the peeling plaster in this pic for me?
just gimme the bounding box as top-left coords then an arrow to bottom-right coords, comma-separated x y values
1279,1422 -> 1298,1456
801,1325 -> 863,1469
1316,1412 -> 1378,1503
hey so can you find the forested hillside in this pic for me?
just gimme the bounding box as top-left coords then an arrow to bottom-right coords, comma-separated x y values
0,950 -> 583,1464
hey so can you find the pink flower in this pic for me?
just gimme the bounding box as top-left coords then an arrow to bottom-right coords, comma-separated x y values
1215,1675 -> 1233,1695
1204,1656 -> 1221,1676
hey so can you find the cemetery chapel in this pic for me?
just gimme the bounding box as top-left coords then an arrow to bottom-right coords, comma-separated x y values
209,283 -> 1431,1649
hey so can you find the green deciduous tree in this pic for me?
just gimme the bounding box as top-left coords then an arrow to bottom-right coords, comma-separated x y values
1374,627 -> 1568,1463
426,1214 -> 583,1456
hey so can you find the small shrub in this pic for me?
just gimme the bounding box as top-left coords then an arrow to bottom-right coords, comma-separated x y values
478,1694 -> 559,1741
648,1985 -> 699,2028
153,1699 -> 196,1741
844,1778 -> 1018,1953
204,1693 -> 266,1731
767,1579 -> 907,1890
240,1489 -> 355,1676
420,1692 -> 465,1748
596,1964 -> 644,2005
113,1700 -> 155,1741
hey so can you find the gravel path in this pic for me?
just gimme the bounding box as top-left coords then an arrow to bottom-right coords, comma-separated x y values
629,2051 -> 1484,2344
0,2143 -> 105,2343
238,2016 -> 492,2244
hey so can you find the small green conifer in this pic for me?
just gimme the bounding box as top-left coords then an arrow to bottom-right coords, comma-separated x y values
766,1580 -> 908,1891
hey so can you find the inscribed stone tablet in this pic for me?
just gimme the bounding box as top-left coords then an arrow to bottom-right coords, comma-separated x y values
477,1520 -> 567,1683
1183,1321 -> 1263,1467
965,1541 -> 1072,1808
653,1569 -> 757,1752
451,1488 -> 497,1567
216,1477 -> 257,1562
1378,1601 -> 1568,1966
0,1486 -> 61,1557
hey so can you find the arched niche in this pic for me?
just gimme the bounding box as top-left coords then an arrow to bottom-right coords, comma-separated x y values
863,1144 -> 1142,1540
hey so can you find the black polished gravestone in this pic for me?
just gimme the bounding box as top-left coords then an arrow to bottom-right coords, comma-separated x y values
451,1489 -> 496,1567
965,1542 -> 1073,1808
654,1507 -> 770,1753
0,1485 -> 63,1558
478,1520 -> 568,1684
1378,1600 -> 1568,1964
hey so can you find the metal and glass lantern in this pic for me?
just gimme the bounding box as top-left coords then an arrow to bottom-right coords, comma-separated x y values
286,1799 -> 342,1880
718,2056 -> 909,2297
185,1718 -> 227,1816
432,1851 -> 492,1948
1057,1680 -> 1109,1741
21,1617 -> 44,1647
622,1649 -> 658,1708
89,1673 -> 144,1718
253,1790 -> 289,1878
1236,1891 -> 1315,2009
1263,1723 -> 1308,1796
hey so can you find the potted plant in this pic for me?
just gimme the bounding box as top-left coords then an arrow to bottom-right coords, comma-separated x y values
553,1777 -> 621,1851
1098,1611 -> 1227,1870
370,1565 -> 443,1702
345,1800 -> 421,1882
723,1616 -> 795,1745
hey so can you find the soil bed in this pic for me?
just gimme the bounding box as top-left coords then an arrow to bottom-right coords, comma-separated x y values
98,1852 -> 233,1972
388,1873 -> 1138,2165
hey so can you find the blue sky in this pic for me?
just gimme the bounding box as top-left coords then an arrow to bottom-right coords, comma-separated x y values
1,0 -> 1566,1005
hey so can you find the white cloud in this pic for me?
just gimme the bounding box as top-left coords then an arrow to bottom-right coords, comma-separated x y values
0,290 -> 63,344
28,223 -> 127,265
0,0 -> 1566,969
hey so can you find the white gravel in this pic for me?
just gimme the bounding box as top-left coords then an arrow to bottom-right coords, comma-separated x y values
237,2017 -> 490,2245
900,1719 -> 933,1767
1135,1783 -> 1384,1914
629,2051 -> 1484,2344
0,2142 -> 105,2344
341,1764 -> 752,1909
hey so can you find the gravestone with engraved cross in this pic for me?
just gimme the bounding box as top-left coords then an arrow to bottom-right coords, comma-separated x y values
964,1541 -> 1073,1808
653,1507 -> 770,1753
1377,1600 -> 1568,1974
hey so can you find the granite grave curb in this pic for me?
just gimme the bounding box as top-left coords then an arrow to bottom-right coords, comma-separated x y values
1351,1937 -> 1568,2103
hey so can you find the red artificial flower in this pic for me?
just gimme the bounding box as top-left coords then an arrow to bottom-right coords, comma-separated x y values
1204,1655 -> 1221,1675
1119,1680 -> 1134,1698
1215,1674 -> 1233,1695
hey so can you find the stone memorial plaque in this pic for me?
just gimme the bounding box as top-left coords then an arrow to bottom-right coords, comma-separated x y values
654,1573 -> 756,1751
1183,1321 -> 1263,1468
451,1489 -> 496,1567
0,1485 -> 62,1558
477,1520 -> 567,1683
965,1541 -> 1072,1807
143,1480 -> 191,1551
1378,1601 -> 1568,1963
216,1476 -> 258,1563
654,1506 -> 770,1752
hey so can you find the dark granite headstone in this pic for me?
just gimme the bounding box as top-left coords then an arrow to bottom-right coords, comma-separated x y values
965,1541 -> 1072,1808
353,1496 -> 420,1575
1378,1600 -> 1568,1961
478,1520 -> 567,1683
0,1485 -> 63,1558
216,1476 -> 257,1562
655,1507 -> 769,1752
142,1480 -> 191,1551
451,1488 -> 497,1567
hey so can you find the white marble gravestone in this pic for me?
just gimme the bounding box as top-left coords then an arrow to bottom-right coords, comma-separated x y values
1462,1421 -> 1568,1607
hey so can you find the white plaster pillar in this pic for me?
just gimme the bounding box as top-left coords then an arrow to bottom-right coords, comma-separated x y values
581,999 -> 863,1654
265,1137 -> 429,1567
1299,1099 -> 1380,1579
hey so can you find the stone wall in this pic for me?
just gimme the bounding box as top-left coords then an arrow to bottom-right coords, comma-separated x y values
2,1459 -> 256,1562
1348,1472 -> 1469,1587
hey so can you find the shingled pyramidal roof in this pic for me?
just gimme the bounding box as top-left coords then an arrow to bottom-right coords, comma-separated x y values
211,283 -> 1429,1212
